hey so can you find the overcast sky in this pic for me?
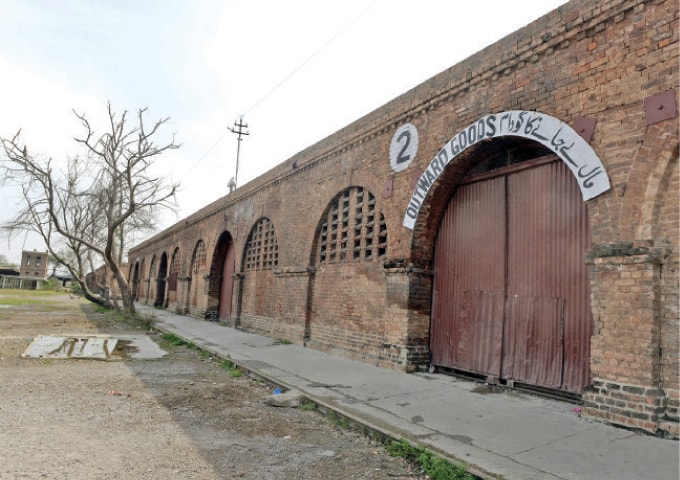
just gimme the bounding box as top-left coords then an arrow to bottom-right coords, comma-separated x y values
0,0 -> 566,264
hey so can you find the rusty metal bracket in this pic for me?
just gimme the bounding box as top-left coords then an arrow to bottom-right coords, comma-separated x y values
644,89 -> 677,126
572,117 -> 597,143
382,179 -> 393,199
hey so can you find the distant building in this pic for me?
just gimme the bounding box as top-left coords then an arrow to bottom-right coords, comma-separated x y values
0,266 -> 20,277
20,250 -> 48,278
86,263 -> 128,300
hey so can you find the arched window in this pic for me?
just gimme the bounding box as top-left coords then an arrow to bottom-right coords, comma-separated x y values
148,255 -> 156,279
244,218 -> 279,271
169,248 -> 181,292
316,187 -> 387,264
191,240 -> 207,275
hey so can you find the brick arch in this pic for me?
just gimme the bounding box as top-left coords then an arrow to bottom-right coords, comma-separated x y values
310,186 -> 387,266
241,217 -> 279,272
406,137 -> 580,369
617,121 -> 679,240
238,218 -> 280,333
403,110 -> 610,230
154,251 -> 168,308
306,185 -> 389,361
408,137 -> 549,267
186,239 -> 207,314
167,247 -> 184,311
146,255 -> 157,304
207,231 -> 236,320
130,260 -> 141,301
138,258 -> 146,301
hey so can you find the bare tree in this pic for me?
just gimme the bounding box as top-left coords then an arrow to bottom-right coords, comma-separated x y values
0,103 -> 179,316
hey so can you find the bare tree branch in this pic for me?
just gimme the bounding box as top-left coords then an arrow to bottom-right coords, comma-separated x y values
0,103 -> 180,315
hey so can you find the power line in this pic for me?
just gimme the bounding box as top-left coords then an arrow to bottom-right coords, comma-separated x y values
244,0 -> 381,116
182,130 -> 230,177
181,0 -> 381,181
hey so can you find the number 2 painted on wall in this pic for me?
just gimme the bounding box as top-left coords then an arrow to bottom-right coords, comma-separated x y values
390,123 -> 418,172
396,130 -> 412,164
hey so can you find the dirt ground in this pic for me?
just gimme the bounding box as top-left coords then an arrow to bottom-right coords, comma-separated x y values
0,291 -> 426,479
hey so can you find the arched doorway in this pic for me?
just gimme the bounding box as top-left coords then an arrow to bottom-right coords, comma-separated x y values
147,256 -> 156,304
155,252 -> 168,308
131,261 -> 140,301
187,240 -> 207,314
219,240 -> 235,320
430,153 -> 592,394
207,232 -> 235,320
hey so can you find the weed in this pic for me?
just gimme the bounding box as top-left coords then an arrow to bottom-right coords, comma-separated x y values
219,359 -> 242,377
94,304 -> 113,313
275,338 -> 292,345
327,410 -> 350,429
299,400 -> 317,411
385,439 -> 476,480
161,333 -> 189,347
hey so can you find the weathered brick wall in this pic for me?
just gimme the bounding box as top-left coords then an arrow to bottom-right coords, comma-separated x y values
307,261 -> 387,364
658,159 -> 679,436
128,0 -> 678,435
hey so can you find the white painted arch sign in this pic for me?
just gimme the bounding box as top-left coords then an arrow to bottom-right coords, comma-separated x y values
402,110 -> 611,230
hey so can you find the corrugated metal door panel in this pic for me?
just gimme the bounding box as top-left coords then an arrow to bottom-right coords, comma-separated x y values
458,290 -> 504,374
219,241 -> 235,320
506,161 -> 592,392
431,177 -> 506,373
503,296 -> 565,388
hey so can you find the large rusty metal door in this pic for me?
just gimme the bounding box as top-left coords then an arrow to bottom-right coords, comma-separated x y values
431,158 -> 592,393
431,177 -> 506,375
504,161 -> 592,391
218,241 -> 235,320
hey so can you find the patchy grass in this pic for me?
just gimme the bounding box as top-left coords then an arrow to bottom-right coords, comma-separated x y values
219,359 -> 243,377
0,289 -> 70,307
299,399 -> 317,411
326,410 -> 350,429
159,333 -> 242,376
160,332 -> 196,349
385,439 -> 477,480
89,303 -> 154,331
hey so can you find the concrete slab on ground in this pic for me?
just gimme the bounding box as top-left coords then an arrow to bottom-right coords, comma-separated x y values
22,334 -> 166,360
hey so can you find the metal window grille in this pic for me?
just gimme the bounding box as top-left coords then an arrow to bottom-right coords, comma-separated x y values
244,218 -> 279,271
318,187 -> 387,264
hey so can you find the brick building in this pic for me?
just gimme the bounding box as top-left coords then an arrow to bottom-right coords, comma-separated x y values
19,250 -> 48,278
87,263 -> 128,300
129,0 -> 678,436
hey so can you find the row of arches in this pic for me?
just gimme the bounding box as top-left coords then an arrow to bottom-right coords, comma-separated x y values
128,134 -> 598,394
129,187 -> 389,354
127,109 -> 673,400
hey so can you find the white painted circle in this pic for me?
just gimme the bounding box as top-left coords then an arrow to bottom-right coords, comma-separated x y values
389,123 -> 418,172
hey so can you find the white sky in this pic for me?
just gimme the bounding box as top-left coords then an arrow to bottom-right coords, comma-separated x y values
0,0 -> 566,264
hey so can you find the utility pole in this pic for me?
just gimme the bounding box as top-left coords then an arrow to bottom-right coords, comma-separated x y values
228,117 -> 249,190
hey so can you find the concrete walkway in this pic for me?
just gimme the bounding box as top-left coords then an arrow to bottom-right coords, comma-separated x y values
139,305 -> 679,480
